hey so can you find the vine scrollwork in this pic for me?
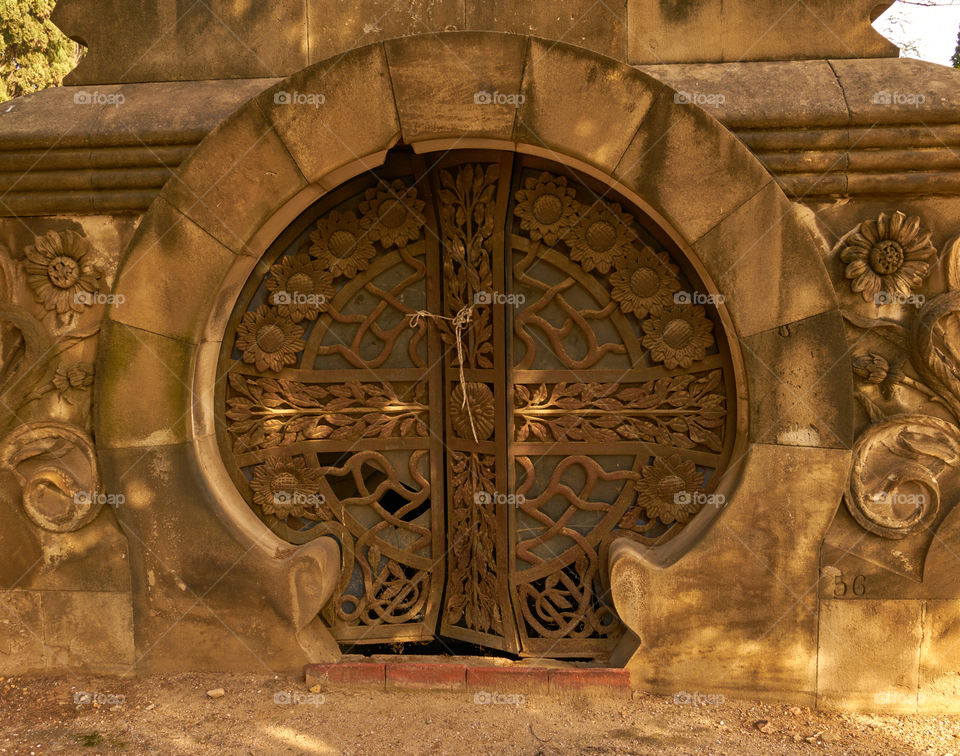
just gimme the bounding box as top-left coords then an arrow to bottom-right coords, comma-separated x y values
842,215 -> 960,539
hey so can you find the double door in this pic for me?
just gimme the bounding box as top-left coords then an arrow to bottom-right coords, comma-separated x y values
221,150 -> 733,657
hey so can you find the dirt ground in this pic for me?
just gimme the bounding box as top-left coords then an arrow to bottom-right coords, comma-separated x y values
1,672 -> 959,755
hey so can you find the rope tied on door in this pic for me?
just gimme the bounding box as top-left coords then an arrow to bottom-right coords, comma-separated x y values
406,304 -> 479,442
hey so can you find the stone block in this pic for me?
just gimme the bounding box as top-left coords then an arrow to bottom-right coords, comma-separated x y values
258,45 -> 399,185
95,320 -> 193,449
108,199 -> 235,344
307,0 -> 463,65
466,0 -> 627,60
692,181 -> 838,338
26,512 -> 131,593
515,38 -> 661,175
612,444 -> 850,704
627,0 -> 896,64
919,600 -> 960,713
817,599 -> 921,712
0,591 -> 45,674
58,0 -> 307,84
637,61 -> 848,130
98,443 -> 332,673
160,107 -> 307,255
385,33 -> 526,146
829,58 -> 960,126
740,311 -> 854,449
40,591 -> 134,672
614,88 -> 773,245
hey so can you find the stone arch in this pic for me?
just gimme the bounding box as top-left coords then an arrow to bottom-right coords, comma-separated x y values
96,32 -> 847,670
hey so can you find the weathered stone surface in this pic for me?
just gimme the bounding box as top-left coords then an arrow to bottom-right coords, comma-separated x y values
41,591 -> 134,672
516,38 -> 661,174
614,87 -> 774,245
53,0 -> 897,85
466,0 -> 628,60
108,200 -> 235,344
637,60 -> 848,130
25,511 -> 131,594
692,182 -> 837,338
385,32 -> 526,145
818,600 -> 922,712
98,443 -> 340,672
308,0 -> 463,65
627,0 -> 896,64
829,58 -> 960,126
55,0 -> 307,83
256,45 -> 399,185
611,444 -> 850,704
160,107 -> 307,255
0,471 -> 42,591
919,600 -> 960,713
0,591 -> 45,673
740,311 -> 854,449
95,320 -> 193,449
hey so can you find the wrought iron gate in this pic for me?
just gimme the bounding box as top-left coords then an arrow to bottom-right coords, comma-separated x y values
217,148 -> 738,658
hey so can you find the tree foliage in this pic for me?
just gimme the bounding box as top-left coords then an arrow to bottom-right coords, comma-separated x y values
0,0 -> 79,102
953,27 -> 960,67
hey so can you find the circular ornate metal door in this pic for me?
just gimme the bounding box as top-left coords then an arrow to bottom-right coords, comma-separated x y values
217,148 -> 742,658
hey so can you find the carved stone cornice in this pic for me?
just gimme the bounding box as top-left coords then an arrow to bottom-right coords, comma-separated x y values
3,54 -> 958,217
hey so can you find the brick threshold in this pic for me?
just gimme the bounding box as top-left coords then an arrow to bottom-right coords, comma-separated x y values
305,660 -> 631,699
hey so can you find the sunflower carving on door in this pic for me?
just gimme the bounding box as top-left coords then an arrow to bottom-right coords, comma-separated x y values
217,149 -> 743,657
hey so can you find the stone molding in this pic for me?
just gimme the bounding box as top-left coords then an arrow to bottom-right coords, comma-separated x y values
3,57 -> 959,217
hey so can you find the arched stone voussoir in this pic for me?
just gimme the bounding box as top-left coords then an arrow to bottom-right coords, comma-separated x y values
384,32 -> 528,147
253,43 -> 401,187
158,102 -> 308,256
613,85 -> 776,247
108,198 -> 237,345
691,181 -> 839,339
514,37 -> 664,175
96,319 -> 195,450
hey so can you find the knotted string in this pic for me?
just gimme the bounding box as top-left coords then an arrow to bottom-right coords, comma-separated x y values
406,304 -> 478,442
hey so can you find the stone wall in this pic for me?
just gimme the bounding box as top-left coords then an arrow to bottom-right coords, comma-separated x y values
50,0 -> 896,84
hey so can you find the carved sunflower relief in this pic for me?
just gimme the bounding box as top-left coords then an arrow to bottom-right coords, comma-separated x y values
0,223 -> 126,542
827,208 -> 960,590
218,152 -> 741,656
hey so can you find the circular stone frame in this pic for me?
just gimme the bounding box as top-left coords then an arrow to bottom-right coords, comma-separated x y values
95,32 -> 846,666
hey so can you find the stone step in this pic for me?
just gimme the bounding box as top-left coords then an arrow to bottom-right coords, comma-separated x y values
304,661 -> 631,699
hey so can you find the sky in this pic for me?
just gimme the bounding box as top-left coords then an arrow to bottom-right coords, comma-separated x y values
874,0 -> 960,66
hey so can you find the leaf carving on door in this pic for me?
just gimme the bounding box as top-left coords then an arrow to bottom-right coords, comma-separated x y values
514,371 -> 726,450
445,450 -> 503,635
227,375 -> 429,452
437,163 -> 499,368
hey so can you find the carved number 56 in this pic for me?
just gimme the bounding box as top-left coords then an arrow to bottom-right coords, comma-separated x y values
833,574 -> 866,598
